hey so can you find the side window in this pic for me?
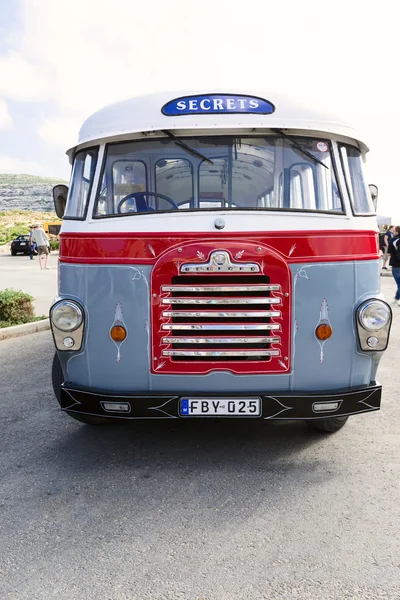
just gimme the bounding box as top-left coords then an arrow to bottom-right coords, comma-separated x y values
289,164 -> 313,209
290,170 -> 304,209
156,159 -> 193,208
340,145 -> 374,214
289,160 -> 341,212
113,161 -> 147,214
96,160 -> 147,216
257,189 -> 274,208
65,149 -> 98,219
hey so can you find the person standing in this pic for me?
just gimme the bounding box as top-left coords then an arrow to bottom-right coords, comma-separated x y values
379,227 -> 387,257
28,225 -> 36,260
388,225 -> 400,305
382,225 -> 395,270
30,223 -> 50,270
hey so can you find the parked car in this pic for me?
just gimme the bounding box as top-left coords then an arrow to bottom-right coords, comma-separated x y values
10,235 -> 37,256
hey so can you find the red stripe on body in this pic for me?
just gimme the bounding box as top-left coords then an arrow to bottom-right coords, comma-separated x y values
59,230 -> 379,264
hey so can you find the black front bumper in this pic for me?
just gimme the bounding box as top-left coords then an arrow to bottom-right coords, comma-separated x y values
60,383 -> 382,420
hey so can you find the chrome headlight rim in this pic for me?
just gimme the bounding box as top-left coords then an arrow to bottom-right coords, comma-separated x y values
356,298 -> 392,353
358,299 -> 391,332
51,300 -> 83,332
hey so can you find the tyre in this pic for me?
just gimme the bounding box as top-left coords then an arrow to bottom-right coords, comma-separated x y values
11,251 -> 16,256
51,352 -> 112,426
307,416 -> 349,433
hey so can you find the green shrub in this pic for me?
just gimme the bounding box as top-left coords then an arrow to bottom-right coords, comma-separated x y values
49,240 -> 59,250
0,288 -> 35,325
7,225 -> 30,239
0,225 -> 31,244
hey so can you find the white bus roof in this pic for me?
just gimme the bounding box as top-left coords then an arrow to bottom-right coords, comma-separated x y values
71,90 -> 367,155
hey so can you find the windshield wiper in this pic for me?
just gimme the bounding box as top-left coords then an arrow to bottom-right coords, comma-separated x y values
275,129 -> 329,169
162,130 -> 214,164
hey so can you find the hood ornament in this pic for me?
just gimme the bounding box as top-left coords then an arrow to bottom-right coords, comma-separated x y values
180,250 -> 260,273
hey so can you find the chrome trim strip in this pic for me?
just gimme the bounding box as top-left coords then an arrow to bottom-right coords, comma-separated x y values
162,311 -> 281,318
161,323 -> 281,331
161,285 -> 281,292
162,350 -> 280,357
161,298 -> 281,305
162,336 -> 280,344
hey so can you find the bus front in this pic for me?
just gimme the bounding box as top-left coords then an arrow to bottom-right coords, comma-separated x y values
50,92 -> 391,431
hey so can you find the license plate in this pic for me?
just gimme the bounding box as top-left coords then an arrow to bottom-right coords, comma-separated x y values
20,242 -> 26,245
180,397 -> 261,416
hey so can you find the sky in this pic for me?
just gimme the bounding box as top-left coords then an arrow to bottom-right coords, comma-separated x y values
0,0 -> 399,222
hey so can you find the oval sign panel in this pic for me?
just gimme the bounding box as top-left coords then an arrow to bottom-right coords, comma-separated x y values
162,94 -> 275,116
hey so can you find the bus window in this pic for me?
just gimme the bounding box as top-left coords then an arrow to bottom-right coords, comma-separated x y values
340,144 -> 375,214
284,140 -> 341,212
198,147 -> 275,209
112,161 -> 147,214
65,148 -> 98,219
290,169 -> 304,209
156,159 -> 193,209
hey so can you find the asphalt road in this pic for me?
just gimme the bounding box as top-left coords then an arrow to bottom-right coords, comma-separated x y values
1,277 -> 399,600
0,251 -> 58,316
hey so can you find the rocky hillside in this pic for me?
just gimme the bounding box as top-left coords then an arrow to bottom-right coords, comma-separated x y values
0,174 -> 68,212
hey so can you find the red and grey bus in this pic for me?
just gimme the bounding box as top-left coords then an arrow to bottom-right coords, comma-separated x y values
50,91 -> 391,432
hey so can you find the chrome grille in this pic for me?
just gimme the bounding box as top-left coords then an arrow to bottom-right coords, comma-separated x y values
160,275 -> 282,362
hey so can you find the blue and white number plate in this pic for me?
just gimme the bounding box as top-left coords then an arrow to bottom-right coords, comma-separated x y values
180,397 -> 261,417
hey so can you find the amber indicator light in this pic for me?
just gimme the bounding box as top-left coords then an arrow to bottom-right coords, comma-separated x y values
315,324 -> 332,340
110,325 -> 127,342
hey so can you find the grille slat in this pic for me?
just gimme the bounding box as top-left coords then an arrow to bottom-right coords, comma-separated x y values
162,336 -> 280,344
162,350 -> 280,357
162,310 -> 281,318
161,323 -> 281,331
159,275 -> 283,362
161,297 -> 281,305
161,285 -> 280,293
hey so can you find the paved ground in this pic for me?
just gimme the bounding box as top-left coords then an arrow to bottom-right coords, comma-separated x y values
0,252 -> 58,316
0,278 -> 399,600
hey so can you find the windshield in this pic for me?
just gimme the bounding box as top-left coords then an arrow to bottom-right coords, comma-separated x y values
94,136 -> 343,217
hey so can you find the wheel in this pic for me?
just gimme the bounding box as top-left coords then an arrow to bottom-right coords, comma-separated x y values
11,251 -> 16,256
307,416 -> 349,432
51,353 -> 112,426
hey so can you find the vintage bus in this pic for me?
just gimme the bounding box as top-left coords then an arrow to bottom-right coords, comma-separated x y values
50,91 -> 392,431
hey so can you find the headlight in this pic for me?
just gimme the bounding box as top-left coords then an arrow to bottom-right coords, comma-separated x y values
358,300 -> 391,331
51,301 -> 83,332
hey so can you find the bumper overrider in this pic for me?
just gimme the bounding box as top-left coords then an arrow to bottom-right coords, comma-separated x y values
59,382 -> 382,420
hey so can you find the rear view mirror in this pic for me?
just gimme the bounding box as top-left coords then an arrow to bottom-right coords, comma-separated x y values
53,184 -> 68,219
369,184 -> 378,211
